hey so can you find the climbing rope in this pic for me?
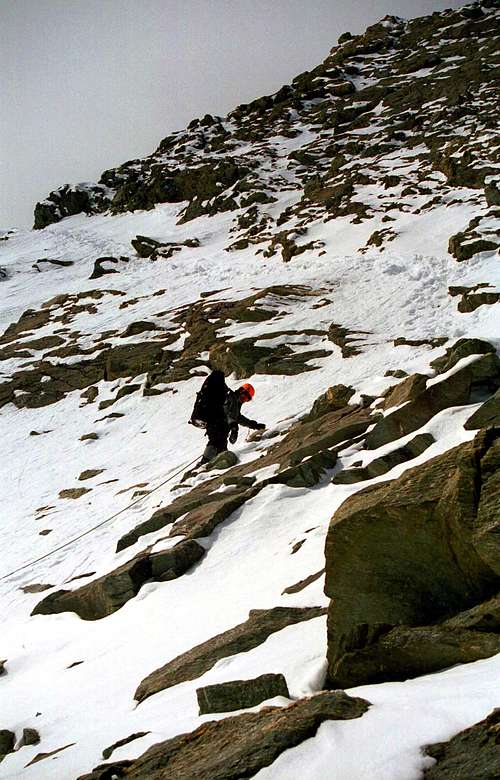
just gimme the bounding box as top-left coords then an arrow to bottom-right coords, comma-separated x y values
0,455 -> 200,583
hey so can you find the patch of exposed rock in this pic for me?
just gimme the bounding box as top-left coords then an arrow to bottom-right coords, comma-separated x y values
333,432 -> 434,484
135,606 -> 326,703
102,733 -> 150,761
78,691 -> 369,780
366,339 -> 499,449
424,708 -> 500,779
32,540 -> 204,620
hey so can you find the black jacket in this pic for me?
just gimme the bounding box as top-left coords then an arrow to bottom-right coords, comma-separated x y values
223,389 -> 261,441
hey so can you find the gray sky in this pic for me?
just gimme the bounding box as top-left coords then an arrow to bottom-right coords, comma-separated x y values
1,0 -> 468,228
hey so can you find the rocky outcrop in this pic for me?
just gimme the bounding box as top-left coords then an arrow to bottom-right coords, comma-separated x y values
103,341 -> 166,381
135,606 -> 326,703
33,183 -> 111,229
330,618 -> 500,689
169,489 -> 258,540
32,540 -> 204,620
118,400 -> 371,552
448,231 -> 498,262
325,428 -> 500,688
366,341 -> 500,449
424,708 -> 500,779
78,691 -> 370,780
196,673 -> 290,714
449,283 -> 500,313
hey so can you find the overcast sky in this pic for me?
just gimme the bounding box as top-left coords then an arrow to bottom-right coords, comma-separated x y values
1,0 -> 468,228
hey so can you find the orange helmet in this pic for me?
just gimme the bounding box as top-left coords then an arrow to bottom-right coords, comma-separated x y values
239,383 -> 255,402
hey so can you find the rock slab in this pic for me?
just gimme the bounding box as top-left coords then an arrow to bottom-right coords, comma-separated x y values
196,673 -> 290,714
135,606 -> 326,703
78,691 -> 370,780
32,540 -> 204,620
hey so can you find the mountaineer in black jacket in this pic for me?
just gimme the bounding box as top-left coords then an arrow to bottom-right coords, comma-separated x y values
190,370 -> 265,463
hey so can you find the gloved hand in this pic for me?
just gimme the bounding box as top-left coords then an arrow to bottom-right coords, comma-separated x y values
229,427 -> 238,444
256,423 -> 266,430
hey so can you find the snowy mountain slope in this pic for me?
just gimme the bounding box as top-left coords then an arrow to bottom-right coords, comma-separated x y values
0,2 -> 499,778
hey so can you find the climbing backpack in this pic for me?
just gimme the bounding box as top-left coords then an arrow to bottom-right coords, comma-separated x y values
189,370 -> 227,428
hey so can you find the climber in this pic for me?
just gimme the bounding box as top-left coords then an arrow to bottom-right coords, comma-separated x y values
190,369 -> 265,463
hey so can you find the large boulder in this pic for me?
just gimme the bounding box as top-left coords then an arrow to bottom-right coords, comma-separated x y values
325,429 -> 500,687
78,691 -> 369,780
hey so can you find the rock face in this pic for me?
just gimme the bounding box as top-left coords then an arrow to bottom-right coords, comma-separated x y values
32,540 -> 204,621
135,606 -> 326,703
424,708 -> 500,779
366,342 -> 500,449
34,183 -> 111,229
325,428 -> 500,688
196,673 -> 290,714
78,691 -> 370,780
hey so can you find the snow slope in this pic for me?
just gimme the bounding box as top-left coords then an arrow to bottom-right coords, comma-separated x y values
1,3 -> 499,778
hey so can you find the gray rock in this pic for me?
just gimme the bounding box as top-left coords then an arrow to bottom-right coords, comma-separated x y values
19,728 -> 40,747
307,384 -> 355,420
0,730 -> 15,758
122,321 -> 158,337
366,351 -> 500,449
430,338 -> 495,374
333,433 -> 435,484
196,673 -> 290,714
89,256 -> 119,280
